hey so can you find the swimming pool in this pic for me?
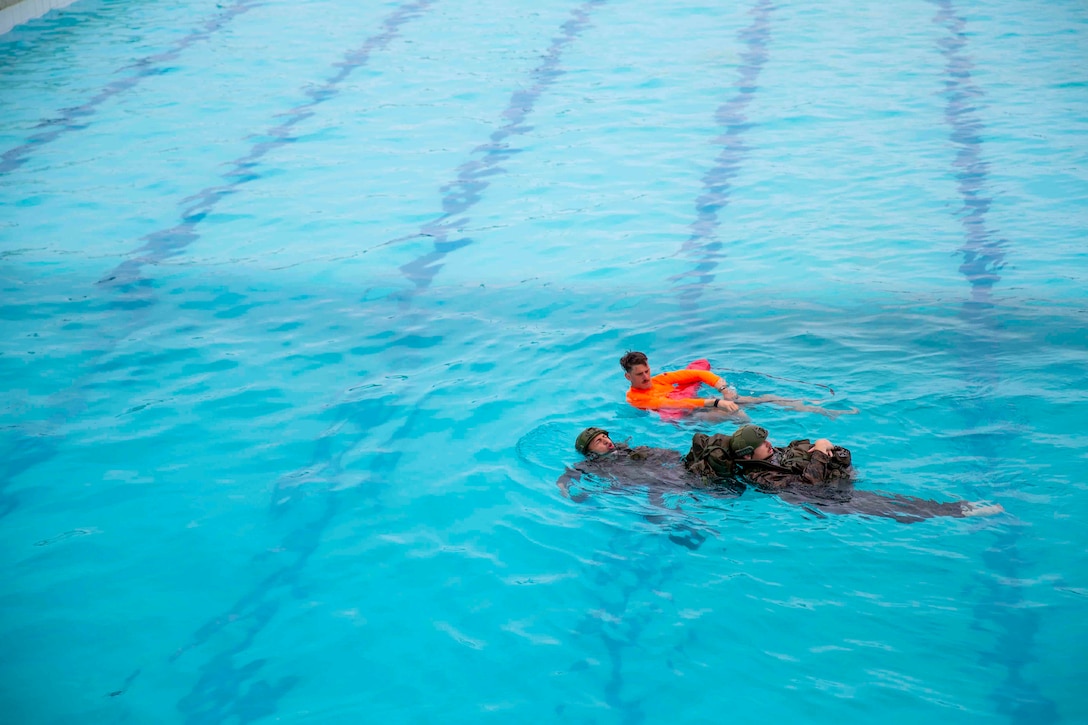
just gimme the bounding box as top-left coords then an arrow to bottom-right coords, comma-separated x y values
1,0 -> 1086,722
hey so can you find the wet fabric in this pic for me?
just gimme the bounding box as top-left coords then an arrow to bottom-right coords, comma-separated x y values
558,443 -> 743,500
558,443 -> 694,494
659,358 -> 713,421
742,439 -> 853,489
737,440 -> 968,523
683,432 -> 739,480
626,369 -> 722,411
556,443 -> 743,552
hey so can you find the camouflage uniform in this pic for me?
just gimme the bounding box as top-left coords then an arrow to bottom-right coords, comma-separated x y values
557,442 -> 740,551
685,431 -> 972,524
558,443 -> 698,498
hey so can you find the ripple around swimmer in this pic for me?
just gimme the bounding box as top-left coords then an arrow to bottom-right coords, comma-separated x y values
4,270 -> 1084,720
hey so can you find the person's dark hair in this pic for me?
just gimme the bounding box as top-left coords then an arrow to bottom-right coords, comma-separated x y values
619,351 -> 648,372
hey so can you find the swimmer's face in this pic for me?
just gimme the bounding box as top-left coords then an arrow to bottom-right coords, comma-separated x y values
750,439 -> 774,461
625,363 -> 653,390
587,433 -> 616,454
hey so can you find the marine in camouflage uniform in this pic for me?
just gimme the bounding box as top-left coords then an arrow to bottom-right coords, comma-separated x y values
557,427 -> 732,502
556,427 -> 741,549
684,425 -> 1003,523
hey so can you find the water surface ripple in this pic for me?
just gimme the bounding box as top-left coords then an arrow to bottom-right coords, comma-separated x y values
0,0 -> 263,175
933,0 -> 1055,720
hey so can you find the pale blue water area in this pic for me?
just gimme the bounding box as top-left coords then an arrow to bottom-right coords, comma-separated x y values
1,0 -> 1087,722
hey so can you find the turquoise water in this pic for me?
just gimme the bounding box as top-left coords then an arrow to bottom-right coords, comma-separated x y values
2,0 -> 1087,722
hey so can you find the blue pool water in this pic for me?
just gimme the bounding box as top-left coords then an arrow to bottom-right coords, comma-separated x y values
2,0 -> 1087,722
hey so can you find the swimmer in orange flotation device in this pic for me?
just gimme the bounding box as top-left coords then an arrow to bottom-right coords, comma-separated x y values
619,351 -> 855,422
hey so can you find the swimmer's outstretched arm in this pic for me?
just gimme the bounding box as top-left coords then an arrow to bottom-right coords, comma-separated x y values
556,468 -> 589,503
734,394 -> 858,420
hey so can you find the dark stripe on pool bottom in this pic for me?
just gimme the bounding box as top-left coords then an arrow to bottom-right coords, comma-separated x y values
932,0 -> 1006,305
671,0 -> 774,308
394,0 -> 607,298
99,0 -> 437,290
0,0 -> 263,175
932,1 -> 1054,722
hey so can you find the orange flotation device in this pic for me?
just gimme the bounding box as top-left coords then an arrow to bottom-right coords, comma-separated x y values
658,358 -> 712,421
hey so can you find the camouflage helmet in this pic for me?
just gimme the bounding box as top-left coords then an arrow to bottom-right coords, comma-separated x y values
729,425 -> 768,458
575,427 -> 609,454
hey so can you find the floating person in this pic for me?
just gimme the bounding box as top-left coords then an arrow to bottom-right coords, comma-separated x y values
559,425 -> 1002,525
685,424 -> 1005,523
619,351 -> 853,422
556,427 -> 740,550
557,427 -> 737,500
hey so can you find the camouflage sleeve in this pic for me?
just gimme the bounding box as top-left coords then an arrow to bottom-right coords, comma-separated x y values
556,467 -> 589,502
744,449 -> 835,489
799,449 -> 834,485
744,467 -> 797,491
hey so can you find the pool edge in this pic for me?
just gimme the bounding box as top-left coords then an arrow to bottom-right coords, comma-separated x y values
0,0 -> 80,35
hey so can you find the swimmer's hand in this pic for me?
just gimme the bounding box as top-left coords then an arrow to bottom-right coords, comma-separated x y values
962,501 -> 1004,517
809,439 -> 833,455
715,399 -> 739,413
557,476 -> 589,503
714,380 -> 738,399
